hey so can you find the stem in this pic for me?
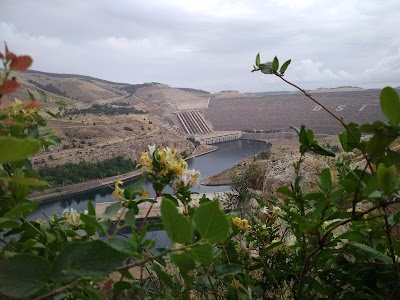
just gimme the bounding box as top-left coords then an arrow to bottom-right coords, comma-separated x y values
108,206 -> 127,241
276,74 -> 374,174
202,265 -> 218,298
116,241 -> 200,271
140,266 -> 145,300
352,162 -> 370,217
138,202 -> 154,234
295,200 -> 400,299
32,280 -> 80,300
382,207 -> 399,297
138,190 -> 161,234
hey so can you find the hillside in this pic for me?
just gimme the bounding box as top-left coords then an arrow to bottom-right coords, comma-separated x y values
5,69 -> 394,169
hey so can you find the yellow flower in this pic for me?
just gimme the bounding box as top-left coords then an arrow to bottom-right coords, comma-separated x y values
62,208 -> 82,227
233,217 -> 251,230
233,217 -> 241,226
112,180 -> 124,201
140,189 -> 149,198
139,152 -> 152,168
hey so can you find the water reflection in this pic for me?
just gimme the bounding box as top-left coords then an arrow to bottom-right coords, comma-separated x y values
31,139 -> 268,219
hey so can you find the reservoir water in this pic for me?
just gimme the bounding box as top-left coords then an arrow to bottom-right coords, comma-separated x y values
31,139 -> 268,219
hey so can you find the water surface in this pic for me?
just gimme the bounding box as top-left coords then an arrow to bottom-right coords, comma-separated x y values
31,139 -> 268,219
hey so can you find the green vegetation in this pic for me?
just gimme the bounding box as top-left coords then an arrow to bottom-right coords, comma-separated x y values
38,156 -> 137,186
120,82 -> 157,94
27,80 -> 69,98
66,103 -> 147,116
1,46 -> 400,299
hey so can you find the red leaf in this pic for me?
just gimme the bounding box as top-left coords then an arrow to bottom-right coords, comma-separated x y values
0,52 -> 4,59
5,44 -> 16,61
23,99 -> 42,109
0,118 -> 20,126
102,278 -> 113,291
0,80 -> 21,94
10,56 -> 33,71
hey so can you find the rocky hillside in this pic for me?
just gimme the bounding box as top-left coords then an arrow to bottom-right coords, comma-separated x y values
5,69 -> 396,170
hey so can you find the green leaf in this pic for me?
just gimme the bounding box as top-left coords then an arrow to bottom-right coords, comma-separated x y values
0,137 -> 41,163
272,56 -> 279,72
37,88 -> 48,102
279,59 -> 291,74
0,217 -> 20,229
299,125 -> 308,145
310,143 -> 335,157
259,62 -> 274,74
255,53 -> 260,67
28,90 -> 36,102
187,243 -> 213,265
80,214 -> 105,234
319,168 -> 332,191
54,99 -> 67,106
161,197 -> 192,244
170,253 -> 196,273
124,208 -> 136,227
124,178 -> 145,200
215,264 -> 243,278
88,201 -> 96,215
0,255 -> 51,299
113,281 -> 131,297
53,240 -> 127,282
109,239 -> 136,255
28,126 -> 39,138
339,123 -> 361,152
151,263 -> 175,289
44,109 -> 58,119
367,138 -> 384,163
380,86 -> 400,125
387,150 -> 400,169
4,202 -> 39,218
193,200 -> 229,243
277,186 -> 294,198
350,241 -> 392,263
376,164 -> 395,194
99,201 -> 123,219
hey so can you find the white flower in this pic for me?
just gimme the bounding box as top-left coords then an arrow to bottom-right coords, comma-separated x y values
260,206 -> 268,214
271,206 -> 281,215
148,145 -> 156,156
83,209 -> 89,215
180,169 -> 201,187
62,208 -> 82,226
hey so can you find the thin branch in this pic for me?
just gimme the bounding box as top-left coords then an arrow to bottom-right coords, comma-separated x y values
275,73 -> 374,174
32,280 -> 80,300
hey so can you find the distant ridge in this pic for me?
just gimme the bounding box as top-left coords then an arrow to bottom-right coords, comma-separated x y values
25,69 -> 128,85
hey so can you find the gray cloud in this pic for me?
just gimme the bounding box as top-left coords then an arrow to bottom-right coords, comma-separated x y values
0,0 -> 399,92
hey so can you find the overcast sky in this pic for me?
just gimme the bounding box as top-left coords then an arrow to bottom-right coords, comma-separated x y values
1,0 -> 399,92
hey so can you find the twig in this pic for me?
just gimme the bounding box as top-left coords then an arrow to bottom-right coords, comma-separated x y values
32,280 -> 80,300
276,74 -> 374,174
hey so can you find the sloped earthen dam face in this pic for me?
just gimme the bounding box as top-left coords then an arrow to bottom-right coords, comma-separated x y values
204,89 -> 390,135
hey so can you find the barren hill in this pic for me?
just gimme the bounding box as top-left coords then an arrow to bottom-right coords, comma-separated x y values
5,69 -> 395,168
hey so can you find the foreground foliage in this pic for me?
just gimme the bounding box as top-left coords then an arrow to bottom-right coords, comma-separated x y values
0,46 -> 399,300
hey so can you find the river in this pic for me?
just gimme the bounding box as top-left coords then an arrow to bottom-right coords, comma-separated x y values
30,139 -> 268,220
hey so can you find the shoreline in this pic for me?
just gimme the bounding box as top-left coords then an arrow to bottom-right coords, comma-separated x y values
28,145 -> 218,203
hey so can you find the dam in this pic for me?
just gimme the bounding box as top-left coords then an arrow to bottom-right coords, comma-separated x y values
176,110 -> 242,145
